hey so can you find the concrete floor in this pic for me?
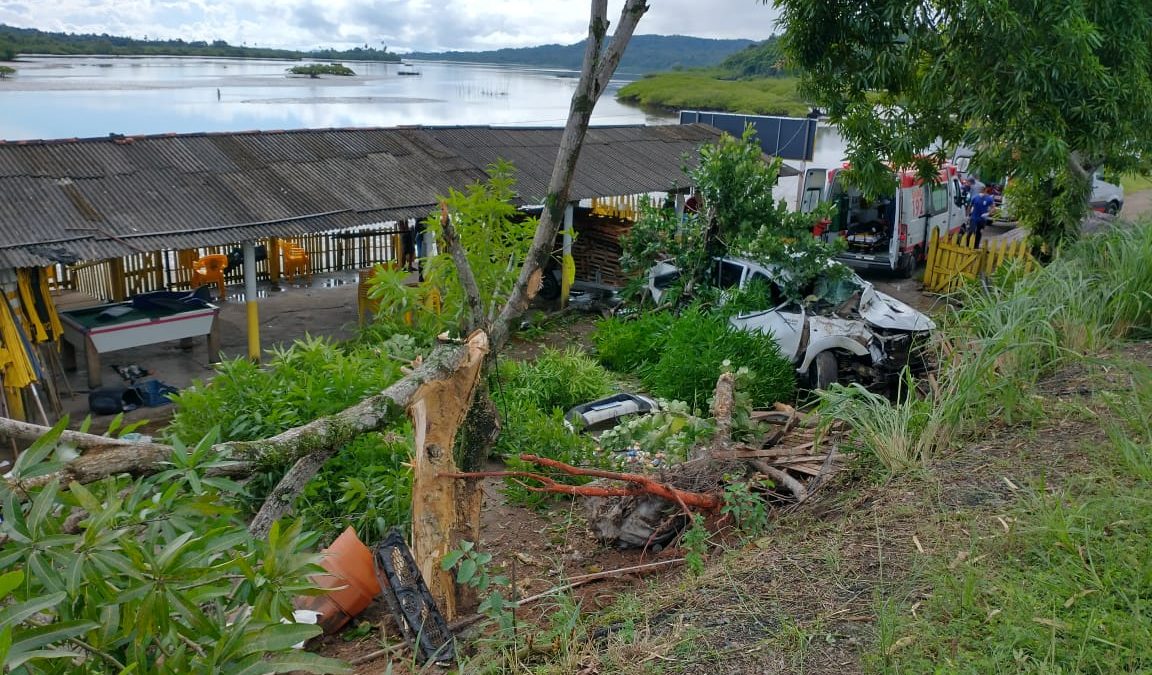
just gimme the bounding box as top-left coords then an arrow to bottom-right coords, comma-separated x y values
48,271 -> 365,433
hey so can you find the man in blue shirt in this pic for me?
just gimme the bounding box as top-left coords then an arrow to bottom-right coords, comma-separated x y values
968,185 -> 996,247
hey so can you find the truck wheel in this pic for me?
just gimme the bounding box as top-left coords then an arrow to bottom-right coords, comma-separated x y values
1107,200 -> 1121,216
897,252 -> 916,279
809,351 -> 839,391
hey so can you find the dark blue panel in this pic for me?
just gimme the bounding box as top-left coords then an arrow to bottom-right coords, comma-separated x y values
679,111 -> 817,161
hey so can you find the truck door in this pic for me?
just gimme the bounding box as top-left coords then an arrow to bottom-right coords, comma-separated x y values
889,185 -> 904,269
729,271 -> 805,363
949,176 -> 966,232
799,168 -> 827,213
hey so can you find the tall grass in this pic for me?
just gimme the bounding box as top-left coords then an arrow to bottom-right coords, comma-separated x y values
821,221 -> 1152,471
616,72 -> 809,116
817,377 -> 953,472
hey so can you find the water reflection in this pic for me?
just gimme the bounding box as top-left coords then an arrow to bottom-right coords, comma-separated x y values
2,56 -> 675,140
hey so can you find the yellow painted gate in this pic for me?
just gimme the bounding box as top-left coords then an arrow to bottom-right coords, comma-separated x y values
923,230 -> 1035,293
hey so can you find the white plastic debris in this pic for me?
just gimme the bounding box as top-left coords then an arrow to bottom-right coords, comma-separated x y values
288,609 -> 322,649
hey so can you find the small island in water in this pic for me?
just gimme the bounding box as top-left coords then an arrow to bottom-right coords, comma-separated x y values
288,63 -> 356,78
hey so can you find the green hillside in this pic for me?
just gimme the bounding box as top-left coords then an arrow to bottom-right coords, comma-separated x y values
407,35 -> 755,73
616,37 -> 809,115
0,24 -> 399,62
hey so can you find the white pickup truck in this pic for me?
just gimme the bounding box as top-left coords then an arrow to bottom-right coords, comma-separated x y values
648,256 -> 935,389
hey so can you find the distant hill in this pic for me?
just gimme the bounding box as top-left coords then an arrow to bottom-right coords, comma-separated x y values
715,36 -> 789,79
0,24 -> 399,62
408,35 -> 756,73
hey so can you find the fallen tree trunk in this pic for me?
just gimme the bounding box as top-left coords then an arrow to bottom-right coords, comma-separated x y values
409,331 -> 490,620
2,336 -> 482,499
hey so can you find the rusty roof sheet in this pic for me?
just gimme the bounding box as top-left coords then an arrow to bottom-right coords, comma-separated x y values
0,125 -> 721,268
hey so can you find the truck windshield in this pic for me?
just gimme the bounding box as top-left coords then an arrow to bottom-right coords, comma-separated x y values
802,272 -> 863,308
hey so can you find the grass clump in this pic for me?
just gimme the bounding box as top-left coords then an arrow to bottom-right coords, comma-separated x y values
817,377 -> 947,472
642,307 -> 795,409
616,72 -> 809,116
591,311 -> 674,372
493,348 -> 617,508
496,346 -> 614,413
166,334 -> 402,444
593,308 -> 795,409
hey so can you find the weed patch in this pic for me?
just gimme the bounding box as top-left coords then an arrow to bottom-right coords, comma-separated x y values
876,483 -> 1152,673
594,307 -> 795,409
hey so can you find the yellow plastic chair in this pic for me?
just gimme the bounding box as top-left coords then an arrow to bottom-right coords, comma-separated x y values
190,254 -> 229,301
283,244 -> 312,284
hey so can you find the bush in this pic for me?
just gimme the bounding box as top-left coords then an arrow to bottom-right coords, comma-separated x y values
496,347 -> 615,413
294,429 -> 413,543
591,312 -> 675,373
494,401 -> 600,509
642,307 -> 795,408
166,335 -> 403,445
0,424 -> 348,673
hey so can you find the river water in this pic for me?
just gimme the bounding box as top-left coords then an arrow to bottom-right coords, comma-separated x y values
1,55 -> 848,178
0,56 -> 676,141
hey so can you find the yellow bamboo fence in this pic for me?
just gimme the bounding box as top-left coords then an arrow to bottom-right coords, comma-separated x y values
590,195 -> 643,221
923,229 -> 1035,294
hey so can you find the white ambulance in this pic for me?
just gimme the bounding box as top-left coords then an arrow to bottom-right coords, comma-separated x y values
798,164 -> 968,277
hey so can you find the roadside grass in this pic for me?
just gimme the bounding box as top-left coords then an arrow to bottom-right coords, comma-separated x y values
829,221 -> 1152,476
874,362 -> 1152,673
616,72 -> 809,116
1120,173 -> 1152,193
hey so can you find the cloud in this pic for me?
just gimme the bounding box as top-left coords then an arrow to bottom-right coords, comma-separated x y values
0,0 -> 781,52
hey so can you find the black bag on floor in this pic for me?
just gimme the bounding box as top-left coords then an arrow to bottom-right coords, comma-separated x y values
88,386 -> 144,415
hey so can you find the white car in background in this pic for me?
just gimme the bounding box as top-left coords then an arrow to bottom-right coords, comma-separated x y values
647,256 -> 935,389
1090,173 -> 1125,215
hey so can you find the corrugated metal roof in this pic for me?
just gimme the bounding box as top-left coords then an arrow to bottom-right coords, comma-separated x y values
422,124 -> 725,204
0,124 -> 722,268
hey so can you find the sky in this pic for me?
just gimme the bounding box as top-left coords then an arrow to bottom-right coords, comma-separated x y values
2,1 -> 782,52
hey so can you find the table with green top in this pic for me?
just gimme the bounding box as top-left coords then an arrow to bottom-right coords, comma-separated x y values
59,301 -> 220,389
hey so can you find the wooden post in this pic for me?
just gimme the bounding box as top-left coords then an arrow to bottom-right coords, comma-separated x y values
267,238 -> 282,284
207,314 -> 221,364
409,331 -> 489,620
85,336 -> 101,389
109,258 -> 127,302
243,241 -> 260,362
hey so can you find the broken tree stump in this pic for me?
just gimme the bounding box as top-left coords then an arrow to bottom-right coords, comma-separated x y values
410,330 -> 489,621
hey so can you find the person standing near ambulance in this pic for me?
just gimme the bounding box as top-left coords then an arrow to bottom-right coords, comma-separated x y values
967,184 -> 996,247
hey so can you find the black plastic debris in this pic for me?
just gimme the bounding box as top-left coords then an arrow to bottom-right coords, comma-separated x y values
373,529 -> 455,665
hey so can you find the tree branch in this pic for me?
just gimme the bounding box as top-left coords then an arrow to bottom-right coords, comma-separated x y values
248,446 -> 339,538
437,202 -> 485,333
4,338 -> 481,496
592,0 -> 649,93
705,371 -> 734,461
0,417 -> 152,448
487,0 -> 649,351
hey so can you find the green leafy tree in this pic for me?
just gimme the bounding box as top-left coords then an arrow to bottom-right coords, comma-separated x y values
771,0 -> 1152,250
622,127 -> 840,301
421,160 -> 537,330
0,423 -> 349,674
0,65 -> 14,78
